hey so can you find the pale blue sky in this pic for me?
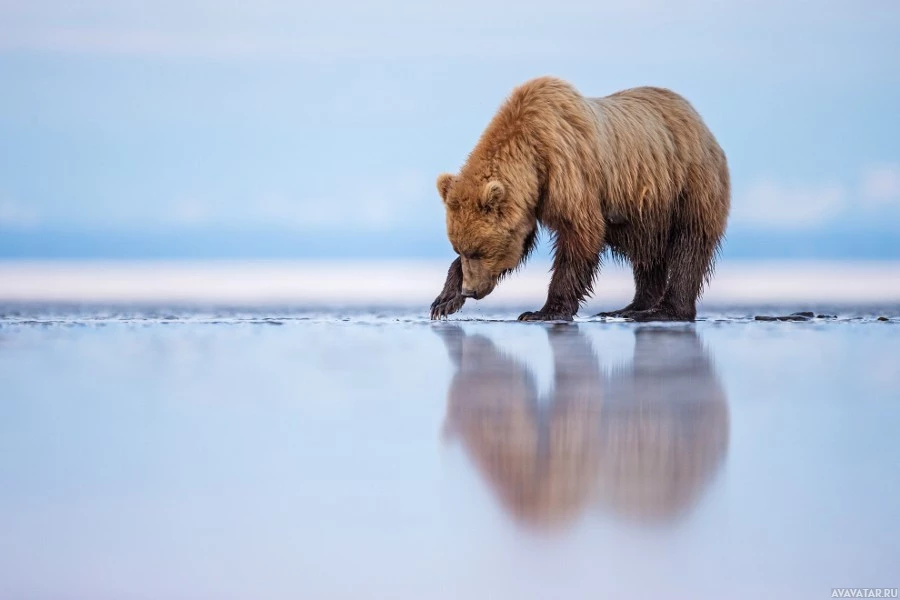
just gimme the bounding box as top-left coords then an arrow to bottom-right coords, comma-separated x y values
1,0 -> 899,258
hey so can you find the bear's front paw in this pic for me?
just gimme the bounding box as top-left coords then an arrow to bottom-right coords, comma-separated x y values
430,293 -> 466,320
517,310 -> 575,322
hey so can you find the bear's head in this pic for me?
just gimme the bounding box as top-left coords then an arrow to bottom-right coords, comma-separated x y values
437,172 -> 535,300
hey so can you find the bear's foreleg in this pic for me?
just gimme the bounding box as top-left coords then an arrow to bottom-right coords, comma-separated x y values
430,257 -> 466,319
519,234 -> 600,322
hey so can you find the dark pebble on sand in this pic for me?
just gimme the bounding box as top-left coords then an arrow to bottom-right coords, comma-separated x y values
755,314 -> 812,322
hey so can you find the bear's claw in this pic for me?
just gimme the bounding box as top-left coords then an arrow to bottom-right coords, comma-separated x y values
517,310 -> 575,322
430,294 -> 465,320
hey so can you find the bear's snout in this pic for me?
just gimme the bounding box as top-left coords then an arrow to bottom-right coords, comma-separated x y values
461,285 -> 492,300
460,257 -> 496,300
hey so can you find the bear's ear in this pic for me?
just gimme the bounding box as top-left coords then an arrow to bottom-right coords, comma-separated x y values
479,180 -> 506,213
436,173 -> 455,203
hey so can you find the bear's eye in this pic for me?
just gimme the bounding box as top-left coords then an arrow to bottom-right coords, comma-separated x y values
463,251 -> 483,260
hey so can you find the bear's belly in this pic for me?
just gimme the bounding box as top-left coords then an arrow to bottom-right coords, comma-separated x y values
605,223 -> 631,256
606,211 -> 628,226
605,214 -> 672,266
605,213 -> 663,256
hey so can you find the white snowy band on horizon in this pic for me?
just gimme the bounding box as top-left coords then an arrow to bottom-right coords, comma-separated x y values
0,260 -> 899,305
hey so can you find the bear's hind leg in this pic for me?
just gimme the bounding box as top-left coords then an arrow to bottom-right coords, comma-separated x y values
631,149 -> 729,323
595,260 -> 667,317
630,224 -> 717,322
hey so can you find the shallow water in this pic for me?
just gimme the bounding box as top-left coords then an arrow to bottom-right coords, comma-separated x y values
1,305 -> 898,599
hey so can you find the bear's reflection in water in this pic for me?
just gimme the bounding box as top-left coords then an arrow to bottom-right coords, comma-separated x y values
438,325 -> 729,530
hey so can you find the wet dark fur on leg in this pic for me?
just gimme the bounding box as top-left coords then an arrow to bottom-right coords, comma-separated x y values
519,232 -> 599,322
430,258 -> 465,319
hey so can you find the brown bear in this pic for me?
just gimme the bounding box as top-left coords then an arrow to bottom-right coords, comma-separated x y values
430,76 -> 730,321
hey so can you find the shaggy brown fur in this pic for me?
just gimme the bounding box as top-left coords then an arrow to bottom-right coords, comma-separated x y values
430,76 -> 730,321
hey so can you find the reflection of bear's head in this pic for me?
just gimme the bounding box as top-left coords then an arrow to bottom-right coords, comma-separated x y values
440,325 -> 602,528
436,172 -> 537,301
438,325 -> 728,530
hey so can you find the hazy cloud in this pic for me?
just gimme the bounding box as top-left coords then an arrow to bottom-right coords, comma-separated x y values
734,162 -> 900,229
734,179 -> 847,229
160,171 -> 437,232
861,164 -> 900,206
1,0 -> 898,71
0,198 -> 40,227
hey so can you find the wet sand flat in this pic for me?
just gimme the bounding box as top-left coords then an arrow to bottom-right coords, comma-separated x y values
1,307 -> 898,599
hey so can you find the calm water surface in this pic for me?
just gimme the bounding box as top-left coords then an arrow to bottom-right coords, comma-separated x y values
1,306 -> 898,599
